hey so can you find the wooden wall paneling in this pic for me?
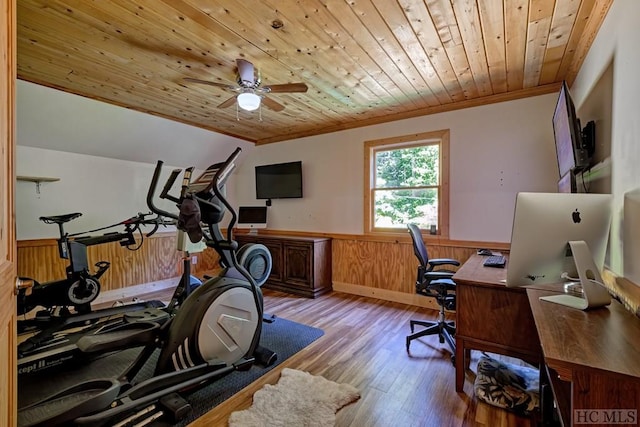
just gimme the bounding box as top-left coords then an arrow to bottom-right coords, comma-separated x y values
16,239 -> 65,283
91,232 -> 180,290
195,246 -> 221,275
332,236 -> 481,309
18,233 -> 183,291
332,239 -> 409,293
18,229 -> 507,309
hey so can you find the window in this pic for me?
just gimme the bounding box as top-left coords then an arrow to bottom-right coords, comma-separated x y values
364,129 -> 450,237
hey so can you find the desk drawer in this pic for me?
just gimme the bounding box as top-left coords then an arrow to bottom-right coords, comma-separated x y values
457,284 -> 540,355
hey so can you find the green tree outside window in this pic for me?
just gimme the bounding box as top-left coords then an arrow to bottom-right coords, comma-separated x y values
373,145 -> 440,229
364,129 -> 449,236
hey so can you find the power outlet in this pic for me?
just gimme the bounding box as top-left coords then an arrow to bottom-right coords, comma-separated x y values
191,255 -> 198,265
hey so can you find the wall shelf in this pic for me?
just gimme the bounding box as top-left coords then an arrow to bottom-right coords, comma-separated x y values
17,175 -> 60,194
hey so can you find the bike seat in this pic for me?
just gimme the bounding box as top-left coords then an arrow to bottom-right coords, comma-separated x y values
40,212 -> 82,224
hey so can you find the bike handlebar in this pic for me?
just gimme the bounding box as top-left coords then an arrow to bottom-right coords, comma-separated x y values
65,212 -> 173,247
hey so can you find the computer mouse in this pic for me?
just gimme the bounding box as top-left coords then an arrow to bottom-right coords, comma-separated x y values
477,249 -> 492,256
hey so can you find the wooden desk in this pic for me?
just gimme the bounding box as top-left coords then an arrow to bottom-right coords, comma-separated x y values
527,288 -> 640,426
453,254 -> 542,392
453,254 -> 640,424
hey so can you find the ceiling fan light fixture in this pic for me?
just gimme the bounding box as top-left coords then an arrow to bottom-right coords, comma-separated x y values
237,92 -> 261,111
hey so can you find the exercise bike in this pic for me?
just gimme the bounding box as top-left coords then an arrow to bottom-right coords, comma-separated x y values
17,211 -> 172,335
18,147 -> 272,427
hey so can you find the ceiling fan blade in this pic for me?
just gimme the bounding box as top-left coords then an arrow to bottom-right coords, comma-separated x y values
236,59 -> 255,86
183,77 -> 235,90
261,97 -> 285,112
262,83 -> 308,93
217,96 -> 237,109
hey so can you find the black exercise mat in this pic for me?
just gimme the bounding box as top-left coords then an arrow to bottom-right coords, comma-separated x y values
18,316 -> 324,426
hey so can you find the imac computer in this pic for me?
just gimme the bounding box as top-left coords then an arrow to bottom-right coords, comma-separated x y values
237,206 -> 268,233
506,192 -> 612,309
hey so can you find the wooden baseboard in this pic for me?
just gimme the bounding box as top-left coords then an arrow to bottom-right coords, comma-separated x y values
332,281 -> 444,312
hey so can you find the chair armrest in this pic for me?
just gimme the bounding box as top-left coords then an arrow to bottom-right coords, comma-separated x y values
424,271 -> 454,280
428,258 -> 461,267
429,278 -> 457,292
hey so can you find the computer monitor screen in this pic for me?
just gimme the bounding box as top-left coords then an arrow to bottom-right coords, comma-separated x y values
506,192 -> 612,288
237,206 -> 268,229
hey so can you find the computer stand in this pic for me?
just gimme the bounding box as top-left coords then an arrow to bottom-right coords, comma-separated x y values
539,240 -> 611,310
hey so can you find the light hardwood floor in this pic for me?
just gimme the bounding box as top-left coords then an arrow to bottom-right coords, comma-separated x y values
133,285 -> 536,427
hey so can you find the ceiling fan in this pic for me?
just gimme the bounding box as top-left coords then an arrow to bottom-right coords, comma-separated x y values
184,59 -> 308,112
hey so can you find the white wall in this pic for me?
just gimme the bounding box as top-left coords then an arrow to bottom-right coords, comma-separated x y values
235,94 -> 558,242
17,80 -> 252,170
570,0 -> 640,277
16,146 -> 207,239
16,80 -> 256,240
17,94 -> 557,242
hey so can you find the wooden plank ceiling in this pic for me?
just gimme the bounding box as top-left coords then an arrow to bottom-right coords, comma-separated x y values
17,0 -> 612,145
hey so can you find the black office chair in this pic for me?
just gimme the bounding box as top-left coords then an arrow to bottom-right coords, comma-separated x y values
406,223 -> 459,364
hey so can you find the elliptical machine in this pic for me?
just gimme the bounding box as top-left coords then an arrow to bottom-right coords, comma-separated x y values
18,147 -> 271,427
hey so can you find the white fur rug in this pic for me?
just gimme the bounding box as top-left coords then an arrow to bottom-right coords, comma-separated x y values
228,368 -> 360,427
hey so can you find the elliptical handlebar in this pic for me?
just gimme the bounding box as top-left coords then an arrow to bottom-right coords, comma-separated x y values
208,147 -> 242,242
147,147 -> 242,233
121,212 -> 175,238
147,160 -> 180,220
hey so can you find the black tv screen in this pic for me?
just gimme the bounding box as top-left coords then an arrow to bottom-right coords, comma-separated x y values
255,161 -> 303,199
553,81 -> 588,177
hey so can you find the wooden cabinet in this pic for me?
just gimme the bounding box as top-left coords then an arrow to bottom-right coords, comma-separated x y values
235,233 -> 332,298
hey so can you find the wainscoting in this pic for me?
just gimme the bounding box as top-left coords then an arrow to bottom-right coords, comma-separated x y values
17,229 -> 510,309
18,232 -> 191,291
331,236 -> 505,310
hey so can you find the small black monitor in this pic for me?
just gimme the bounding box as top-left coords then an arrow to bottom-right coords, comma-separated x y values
237,206 -> 268,230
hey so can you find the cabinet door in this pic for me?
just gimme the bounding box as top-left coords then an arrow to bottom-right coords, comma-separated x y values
284,243 -> 313,288
258,240 -> 283,283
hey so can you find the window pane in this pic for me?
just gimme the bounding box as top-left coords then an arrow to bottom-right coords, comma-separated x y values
373,188 -> 438,229
375,145 -> 439,188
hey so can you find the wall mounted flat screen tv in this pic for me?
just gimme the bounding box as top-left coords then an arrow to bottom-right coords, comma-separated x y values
255,161 -> 303,200
558,170 -> 577,193
553,81 -> 589,177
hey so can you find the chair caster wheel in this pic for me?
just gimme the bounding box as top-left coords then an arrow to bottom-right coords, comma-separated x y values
451,355 -> 456,366
406,339 -> 411,353
439,336 -> 445,344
